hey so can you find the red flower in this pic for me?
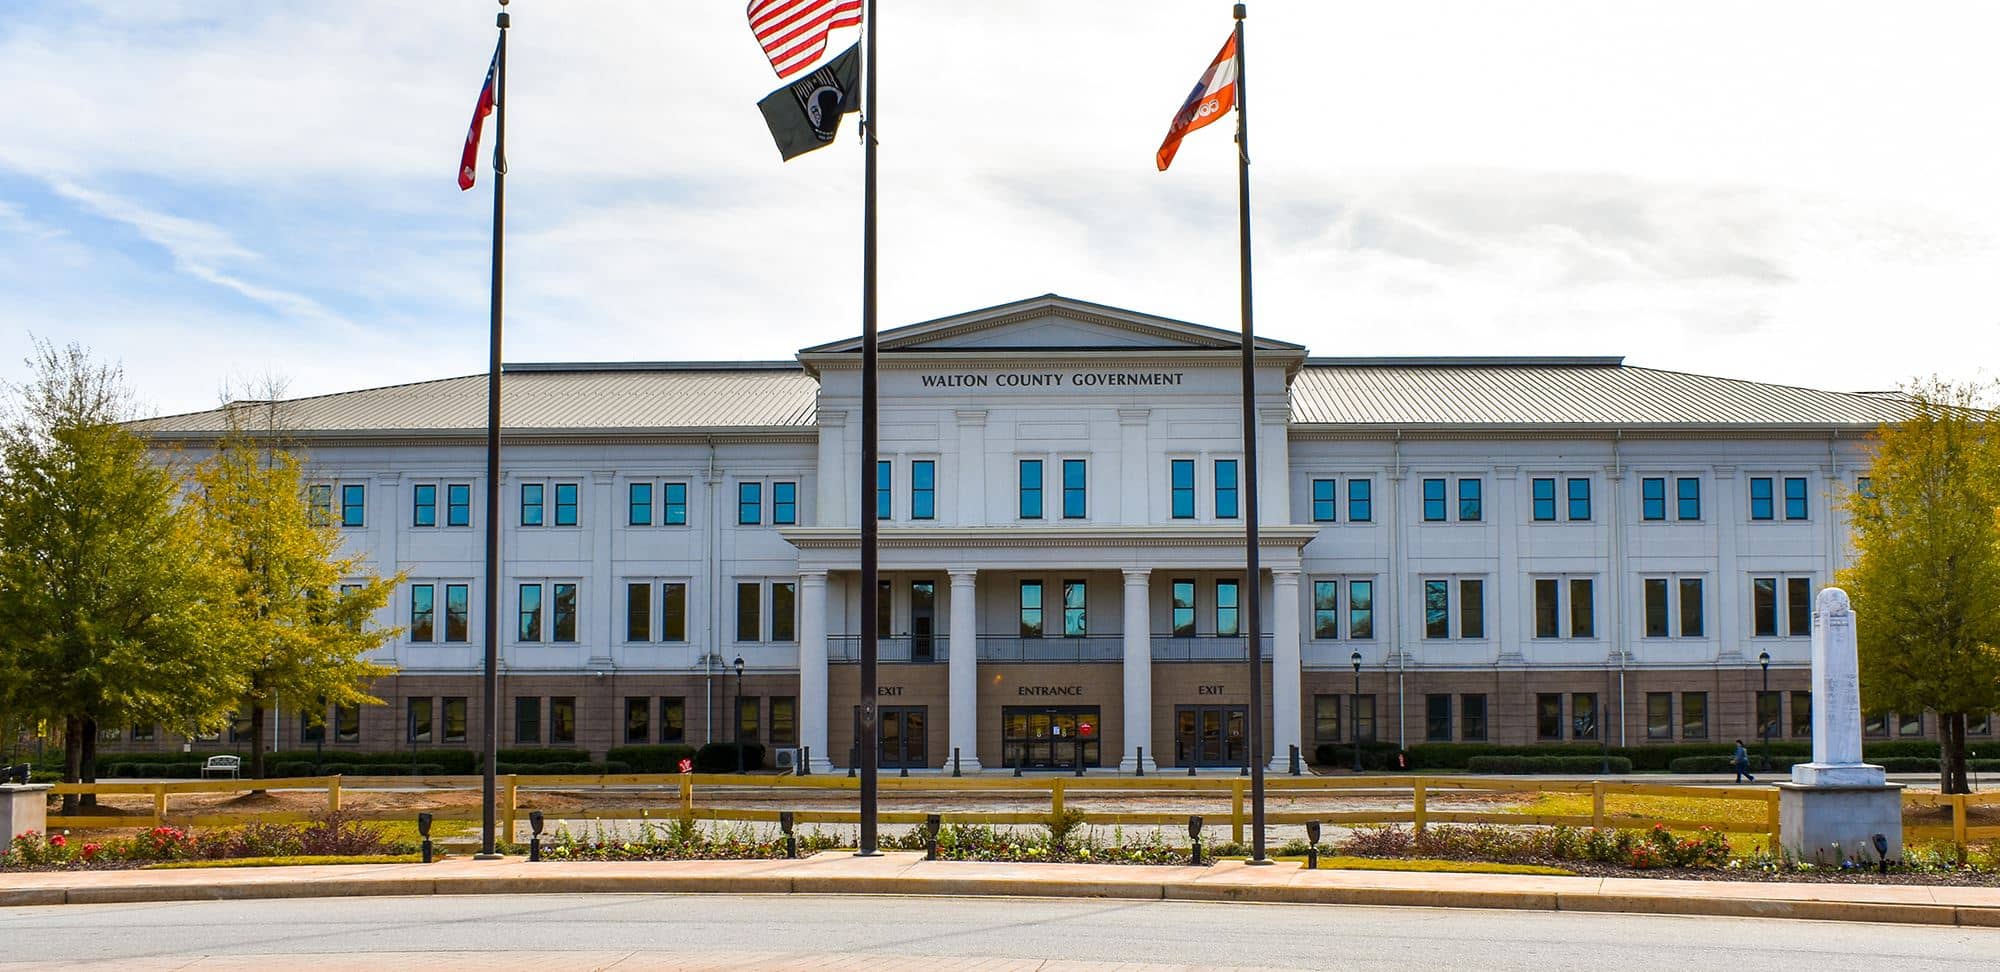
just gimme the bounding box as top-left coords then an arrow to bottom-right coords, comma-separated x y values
48,834 -> 67,850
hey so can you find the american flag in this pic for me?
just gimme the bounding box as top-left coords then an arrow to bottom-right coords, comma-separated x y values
747,0 -> 863,79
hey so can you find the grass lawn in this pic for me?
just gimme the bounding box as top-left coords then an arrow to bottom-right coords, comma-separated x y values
1508,792 -> 1772,851
1263,855 -> 1575,876
146,854 -> 426,869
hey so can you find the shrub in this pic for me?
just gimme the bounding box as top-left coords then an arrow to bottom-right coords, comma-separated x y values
1667,755 -> 1808,774
605,745 -> 699,773
1465,755 -> 1631,775
694,742 -> 766,773
1311,742 -> 1402,770
493,748 -> 590,766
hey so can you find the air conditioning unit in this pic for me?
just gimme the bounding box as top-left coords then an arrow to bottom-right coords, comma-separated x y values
774,747 -> 800,772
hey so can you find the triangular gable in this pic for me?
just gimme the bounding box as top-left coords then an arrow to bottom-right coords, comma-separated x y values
799,294 -> 1304,355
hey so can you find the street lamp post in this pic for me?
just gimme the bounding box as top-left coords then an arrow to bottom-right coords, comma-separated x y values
1349,650 -> 1363,773
1758,650 -> 1771,773
734,655 -> 746,774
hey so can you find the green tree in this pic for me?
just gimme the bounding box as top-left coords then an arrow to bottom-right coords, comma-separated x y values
0,342 -> 242,808
189,431 -> 399,781
1843,378 -> 2000,794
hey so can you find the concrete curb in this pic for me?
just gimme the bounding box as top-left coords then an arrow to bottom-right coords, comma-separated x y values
3,861 -> 1997,927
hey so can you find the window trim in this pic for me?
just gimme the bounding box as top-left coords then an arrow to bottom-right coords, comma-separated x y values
1062,458 -> 1088,520
1213,458 -> 1239,520
1018,459 -> 1044,520
1170,459 -> 1197,520
412,484 -> 438,528
910,461 -> 935,521
1310,478 -> 1336,523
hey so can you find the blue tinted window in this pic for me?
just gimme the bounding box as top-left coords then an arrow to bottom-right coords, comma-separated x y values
911,461 -> 935,520
412,484 -> 437,527
1567,478 -> 1591,522
1783,477 -> 1808,520
1213,460 -> 1238,519
1422,479 -> 1446,521
1062,459 -> 1086,519
1676,477 -> 1701,520
340,484 -> 366,528
738,482 -> 761,525
1348,479 -> 1372,522
520,483 -> 543,526
876,461 -> 891,520
1641,478 -> 1666,520
1531,478 -> 1556,521
664,482 -> 687,525
1311,479 -> 1335,522
628,482 -> 653,526
774,481 -> 797,525
553,483 -> 578,526
1749,477 -> 1774,520
1171,460 -> 1196,519
1457,479 -> 1482,522
446,483 -> 471,527
1019,460 -> 1043,519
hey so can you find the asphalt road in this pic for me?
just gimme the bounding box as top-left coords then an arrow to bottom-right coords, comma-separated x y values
1,894 -> 1994,970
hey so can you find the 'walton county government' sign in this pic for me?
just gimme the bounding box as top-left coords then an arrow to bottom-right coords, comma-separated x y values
922,371 -> 1187,389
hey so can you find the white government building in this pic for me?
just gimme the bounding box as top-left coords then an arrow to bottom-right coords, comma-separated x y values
134,294 -> 1959,772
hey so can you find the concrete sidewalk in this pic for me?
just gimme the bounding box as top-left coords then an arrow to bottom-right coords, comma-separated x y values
2,853 -> 1996,927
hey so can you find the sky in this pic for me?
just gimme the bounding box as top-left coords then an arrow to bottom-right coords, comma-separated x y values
3,1 -> 1998,417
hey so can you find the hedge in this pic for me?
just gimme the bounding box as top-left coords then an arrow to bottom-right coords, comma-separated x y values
605,745 -> 699,773
1313,743 -> 1403,771
1320,740 -> 1953,773
1667,755 -> 1809,773
491,748 -> 590,766
1465,755 -> 1632,775
97,748 -> 479,776
694,742 -> 766,773
494,761 -> 633,776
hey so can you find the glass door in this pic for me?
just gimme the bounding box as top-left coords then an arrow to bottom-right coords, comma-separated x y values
1174,705 -> 1248,767
910,580 -> 936,662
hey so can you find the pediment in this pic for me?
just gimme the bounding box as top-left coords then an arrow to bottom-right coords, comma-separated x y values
799,294 -> 1303,356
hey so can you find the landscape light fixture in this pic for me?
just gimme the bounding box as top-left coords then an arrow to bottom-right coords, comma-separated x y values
1350,650 -> 1364,773
528,809 -> 546,863
1305,821 -> 1322,870
733,656 -> 746,774
1758,650 -> 1772,771
1873,833 -> 1890,874
1188,815 -> 1205,866
417,812 -> 434,864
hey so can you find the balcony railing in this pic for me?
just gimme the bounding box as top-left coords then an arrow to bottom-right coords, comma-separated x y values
1151,634 -> 1274,662
976,635 -> 1123,663
827,635 -> 948,663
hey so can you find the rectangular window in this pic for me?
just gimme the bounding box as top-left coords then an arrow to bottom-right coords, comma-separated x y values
1348,479 -> 1373,522
1641,477 -> 1666,521
739,697 -> 760,742
1899,711 -> 1923,737
1172,580 -> 1196,637
1459,579 -> 1484,639
1567,478 -> 1591,521
1749,477 -> 1774,520
1677,477 -> 1701,520
1062,459 -> 1087,519
1647,693 -> 1673,740
1312,581 -> 1338,639
771,696 -> 797,746
774,481 -> 798,525
772,581 -> 797,642
1536,694 -> 1563,740
1461,695 -> 1488,741
625,697 -> 651,744
1425,694 -> 1451,742
663,483 -> 688,525
444,584 -> 468,642
911,462 -> 935,520
1856,476 -> 1874,499
662,583 -> 687,641
1864,712 -> 1889,737
1216,579 -> 1240,637
1532,478 -> 1557,521
1061,580 -> 1087,637
1752,577 -> 1778,636
877,579 -> 891,637
1968,712 -> 1990,736
737,582 -> 761,642
661,697 -> 686,743
1682,692 -> 1709,739
410,584 -> 435,642
1213,459 -> 1238,519
551,583 -> 577,642
298,712 -> 321,745
1786,577 -> 1812,636
1314,695 -> 1341,742
1784,476 -> 1808,520
550,697 -> 576,744
1019,580 -> 1043,637
1019,460 -> 1043,519
628,482 -> 653,526
1311,479 -> 1336,522
1534,578 -> 1559,638
1679,577 -> 1704,637
1458,478 -> 1482,521
335,704 -> 360,743
1348,580 -> 1374,639
443,698 -> 466,744
340,484 -> 366,527
876,461 -> 891,520
308,484 -> 333,525
518,584 -> 543,642
1644,579 -> 1670,637
516,696 -> 540,740
738,482 -> 762,525
627,583 -> 652,642
1570,578 -> 1595,638
1791,690 -> 1812,737
407,698 -> 433,743
1354,695 -> 1377,741
1756,691 -> 1782,741
413,484 -> 437,527
554,483 -> 578,526
1572,693 -> 1599,740
1424,580 -> 1449,639
1171,459 -> 1196,519
521,483 -> 545,526
447,483 -> 471,527
1422,478 -> 1446,522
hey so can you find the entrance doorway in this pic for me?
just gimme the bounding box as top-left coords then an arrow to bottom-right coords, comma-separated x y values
1174,705 -> 1247,768
1001,706 -> 1102,769
910,581 -> 936,663
876,706 -> 927,769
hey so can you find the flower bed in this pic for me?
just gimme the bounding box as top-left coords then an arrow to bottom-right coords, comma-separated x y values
1,813 -> 416,871
541,818 -> 843,862
883,822 -> 1198,866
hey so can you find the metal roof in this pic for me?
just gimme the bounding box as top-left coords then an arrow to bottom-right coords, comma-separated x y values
136,364 -> 817,437
1290,359 -> 1913,428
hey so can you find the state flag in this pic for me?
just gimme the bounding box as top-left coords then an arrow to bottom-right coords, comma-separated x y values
1156,32 -> 1238,172
458,40 -> 501,190
757,43 -> 861,161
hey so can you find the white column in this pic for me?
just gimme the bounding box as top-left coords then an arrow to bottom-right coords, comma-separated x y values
1119,567 -> 1157,773
797,571 -> 835,774
1267,569 -> 1303,773
947,569 -> 982,771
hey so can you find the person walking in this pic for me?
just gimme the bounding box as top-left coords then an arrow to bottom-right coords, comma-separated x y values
1732,739 -> 1755,783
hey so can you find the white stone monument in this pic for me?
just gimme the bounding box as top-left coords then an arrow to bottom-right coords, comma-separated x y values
1776,588 -> 1903,863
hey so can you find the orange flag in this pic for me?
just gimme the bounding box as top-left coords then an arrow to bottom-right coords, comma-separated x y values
1156,32 -> 1239,171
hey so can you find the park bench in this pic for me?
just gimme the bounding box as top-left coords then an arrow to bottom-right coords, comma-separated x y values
201,755 -> 241,779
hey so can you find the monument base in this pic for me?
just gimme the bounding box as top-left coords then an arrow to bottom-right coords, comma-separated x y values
1,784 -> 53,840
1791,762 -> 1886,787
1776,781 -> 1904,865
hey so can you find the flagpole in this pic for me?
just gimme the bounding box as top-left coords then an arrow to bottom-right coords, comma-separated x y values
476,0 -> 509,861
1232,1 -> 1270,866
856,0 -> 882,858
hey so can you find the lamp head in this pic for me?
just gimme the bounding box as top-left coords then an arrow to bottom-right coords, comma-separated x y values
734,656 -> 745,675
1758,650 -> 1770,669
529,810 -> 545,836
1305,821 -> 1321,844
1872,833 -> 1889,857
1188,815 -> 1204,840
1350,649 -> 1362,673
416,812 -> 433,838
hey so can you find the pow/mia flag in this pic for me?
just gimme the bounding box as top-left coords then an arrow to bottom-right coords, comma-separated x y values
758,43 -> 860,161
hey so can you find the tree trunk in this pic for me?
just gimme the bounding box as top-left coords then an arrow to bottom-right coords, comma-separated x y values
1943,712 -> 1970,795
78,717 -> 98,809
60,716 -> 81,815
249,704 -> 268,793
